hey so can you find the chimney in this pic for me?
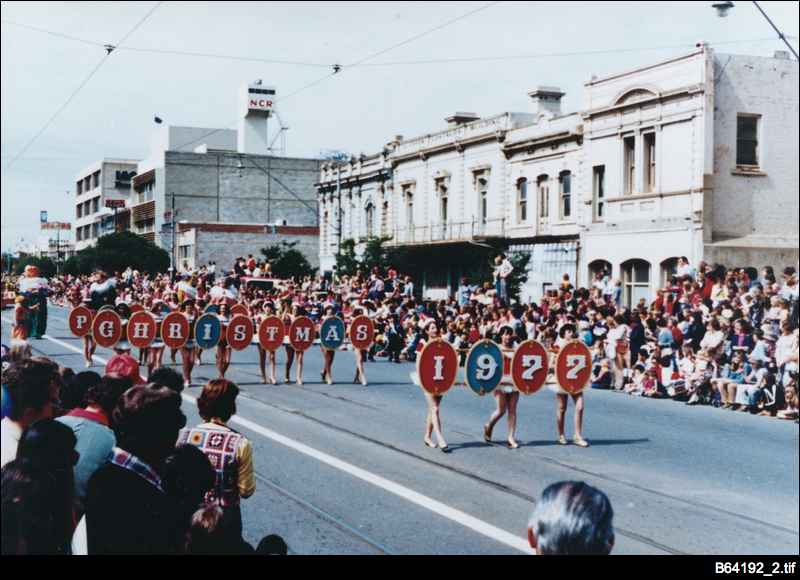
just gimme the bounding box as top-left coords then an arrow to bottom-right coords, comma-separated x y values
445,112 -> 480,127
528,86 -> 565,117
774,50 -> 790,60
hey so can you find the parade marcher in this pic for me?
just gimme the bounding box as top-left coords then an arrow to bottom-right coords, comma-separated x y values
484,326 -> 521,449
351,307 -> 369,386
19,265 -> 49,339
255,301 -> 278,385
215,303 -> 232,379
291,304 -> 308,386
550,324 -> 590,448
147,300 -> 167,377
280,300 -> 296,383
320,305 -> 337,385
414,321 -> 449,453
179,299 -> 199,388
12,295 -> 30,341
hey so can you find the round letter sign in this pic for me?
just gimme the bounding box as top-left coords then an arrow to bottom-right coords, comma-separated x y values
127,311 -> 157,349
556,340 -> 592,395
258,316 -> 285,351
162,311 -> 189,350
511,340 -> 550,395
417,339 -> 458,396
320,317 -> 346,351
194,314 -> 222,350
91,310 -> 123,349
348,316 -> 375,351
230,304 -> 249,318
68,306 -> 93,338
288,316 -> 315,352
226,315 -> 254,351
465,339 -> 503,396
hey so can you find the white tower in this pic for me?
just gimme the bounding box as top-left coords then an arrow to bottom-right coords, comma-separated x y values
237,80 -> 276,155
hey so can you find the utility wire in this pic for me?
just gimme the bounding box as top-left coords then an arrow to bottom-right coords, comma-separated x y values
2,2 -> 163,172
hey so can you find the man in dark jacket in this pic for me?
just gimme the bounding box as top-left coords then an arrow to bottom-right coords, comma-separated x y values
86,385 -> 187,554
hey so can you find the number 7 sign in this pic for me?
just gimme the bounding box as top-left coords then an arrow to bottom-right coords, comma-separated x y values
511,340 -> 549,395
556,340 -> 592,395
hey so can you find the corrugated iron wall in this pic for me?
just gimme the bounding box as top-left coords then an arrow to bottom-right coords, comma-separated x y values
509,241 -> 578,304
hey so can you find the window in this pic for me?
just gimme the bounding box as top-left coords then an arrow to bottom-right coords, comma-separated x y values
537,175 -> 549,219
403,186 -> 414,227
381,201 -> 388,237
365,203 -> 374,238
321,211 -> 327,249
624,136 -> 635,194
478,178 -> 488,225
622,259 -> 651,308
736,115 -> 759,166
436,178 -> 448,224
179,245 -> 191,260
92,171 -> 100,189
77,180 -> 83,196
517,178 -> 528,222
593,166 -> 605,221
92,197 -> 99,213
76,228 -> 82,241
77,204 -> 82,219
84,176 -> 91,192
643,133 -> 656,192
661,257 -> 679,287
559,171 -> 572,219
91,223 -> 99,239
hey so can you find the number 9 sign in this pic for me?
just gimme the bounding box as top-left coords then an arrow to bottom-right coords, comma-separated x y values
465,340 -> 503,396
555,340 -> 592,395
511,340 -> 549,395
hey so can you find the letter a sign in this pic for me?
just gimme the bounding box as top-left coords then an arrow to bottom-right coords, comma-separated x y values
161,311 -> 189,350
226,315 -> 254,351
91,310 -> 122,349
417,339 -> 458,396
320,317 -> 345,351
68,306 -> 93,338
289,316 -> 315,352
127,311 -> 157,349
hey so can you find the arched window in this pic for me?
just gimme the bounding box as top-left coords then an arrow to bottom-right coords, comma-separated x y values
365,203 -> 374,239
661,257 -> 680,288
517,178 -> 528,223
537,174 -> 549,220
622,259 -> 651,308
588,259 -> 612,289
559,170 -> 571,219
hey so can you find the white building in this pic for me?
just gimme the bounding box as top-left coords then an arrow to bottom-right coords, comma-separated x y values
321,46 -> 798,303
73,159 -> 139,250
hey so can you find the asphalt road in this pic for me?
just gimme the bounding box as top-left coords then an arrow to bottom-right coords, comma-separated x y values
3,305 -> 798,555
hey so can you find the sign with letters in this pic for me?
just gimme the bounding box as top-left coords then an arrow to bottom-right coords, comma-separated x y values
320,317 -> 345,351
127,311 -> 157,349
91,310 -> 122,349
348,316 -> 375,351
258,316 -> 285,351
417,339 -> 458,396
288,316 -> 315,351
68,306 -> 93,338
226,315 -> 254,351
194,313 -> 222,350
161,311 -> 189,350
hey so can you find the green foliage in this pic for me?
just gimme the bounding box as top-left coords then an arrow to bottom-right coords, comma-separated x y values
63,232 -> 170,276
506,251 -> 532,304
14,255 -> 57,278
334,238 -> 360,277
359,236 -> 393,273
260,241 -> 314,281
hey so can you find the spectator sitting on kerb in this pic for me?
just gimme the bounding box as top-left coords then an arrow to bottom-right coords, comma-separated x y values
527,481 -> 614,555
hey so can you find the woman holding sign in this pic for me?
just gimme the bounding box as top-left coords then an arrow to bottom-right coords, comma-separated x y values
81,302 -> 97,368
320,305 -> 338,385
350,308 -> 369,386
416,322 -> 449,453
180,299 -> 199,388
147,300 -> 166,376
280,301 -> 296,383
551,324 -> 590,448
484,327 -> 521,449
215,303 -> 233,379
256,302 -> 279,385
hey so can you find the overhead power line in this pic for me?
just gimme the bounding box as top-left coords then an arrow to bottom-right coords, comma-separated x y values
2,2 -> 163,173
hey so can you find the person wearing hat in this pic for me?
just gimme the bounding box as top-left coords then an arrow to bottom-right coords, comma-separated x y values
105,342 -> 146,386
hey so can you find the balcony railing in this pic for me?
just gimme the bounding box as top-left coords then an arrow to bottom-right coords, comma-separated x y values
389,218 -> 505,245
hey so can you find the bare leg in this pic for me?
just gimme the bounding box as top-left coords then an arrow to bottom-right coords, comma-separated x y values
507,391 -> 520,446
170,348 -> 177,365
269,351 -> 277,384
284,346 -> 295,382
296,351 -> 304,385
182,347 -> 195,385
486,392 -> 508,439
355,350 -> 367,385
573,393 -> 586,442
258,347 -> 268,383
556,394 -> 568,439
428,394 -> 447,448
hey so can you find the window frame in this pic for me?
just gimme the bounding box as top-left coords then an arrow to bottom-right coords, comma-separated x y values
623,135 -> 636,195
736,113 -> 760,168
643,132 -> 656,193
517,177 -> 528,223
592,165 -> 605,222
537,174 -> 549,220
559,170 -> 572,220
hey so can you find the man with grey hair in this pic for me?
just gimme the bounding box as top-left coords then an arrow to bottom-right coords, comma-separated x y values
527,481 -> 614,555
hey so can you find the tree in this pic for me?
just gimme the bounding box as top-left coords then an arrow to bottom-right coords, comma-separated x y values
260,241 -> 314,281
360,236 -> 393,273
334,238 -> 360,277
14,255 -> 57,278
506,251 -> 531,304
63,232 -> 170,276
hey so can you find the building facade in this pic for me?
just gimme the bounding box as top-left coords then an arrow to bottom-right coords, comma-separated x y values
73,159 -> 139,251
317,46 -> 798,304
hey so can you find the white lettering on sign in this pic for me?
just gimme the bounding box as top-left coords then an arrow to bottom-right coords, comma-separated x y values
76,316 -> 88,329
355,326 -> 368,341
325,327 -> 340,342
233,325 -> 246,342
99,321 -> 114,338
521,355 -> 543,380
265,326 -> 278,340
132,323 -> 149,339
566,354 -> 587,380
433,356 -> 445,381
201,324 -> 212,341
295,327 -> 310,342
168,323 -> 182,339
475,354 -> 498,380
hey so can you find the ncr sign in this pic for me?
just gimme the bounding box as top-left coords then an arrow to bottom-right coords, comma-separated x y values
248,98 -> 273,112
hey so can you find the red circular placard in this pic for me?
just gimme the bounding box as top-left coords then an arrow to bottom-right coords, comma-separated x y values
127,311 -> 157,349
258,316 -> 285,352
348,315 -> 375,351
511,340 -> 550,395
91,310 -> 123,349
230,304 -> 249,318
161,311 -> 190,350
288,316 -> 315,352
68,306 -> 93,338
555,340 -> 592,395
129,304 -> 145,315
226,315 -> 254,351
417,339 -> 458,396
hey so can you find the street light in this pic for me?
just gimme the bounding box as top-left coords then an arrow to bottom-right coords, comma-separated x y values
712,1 -> 799,59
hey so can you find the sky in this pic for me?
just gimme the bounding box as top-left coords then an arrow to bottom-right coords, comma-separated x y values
2,0 -> 798,253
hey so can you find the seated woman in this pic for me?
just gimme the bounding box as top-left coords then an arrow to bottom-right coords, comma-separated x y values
590,360 -> 613,390
625,364 -> 646,395
776,380 -> 798,420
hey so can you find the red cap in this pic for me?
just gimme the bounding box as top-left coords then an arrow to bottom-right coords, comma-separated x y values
105,354 -> 145,385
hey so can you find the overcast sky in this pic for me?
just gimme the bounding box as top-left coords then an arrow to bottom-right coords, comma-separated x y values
2,0 -> 798,252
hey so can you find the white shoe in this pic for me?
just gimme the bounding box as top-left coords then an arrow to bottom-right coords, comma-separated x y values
85,360 -> 92,368
184,380 -> 190,388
